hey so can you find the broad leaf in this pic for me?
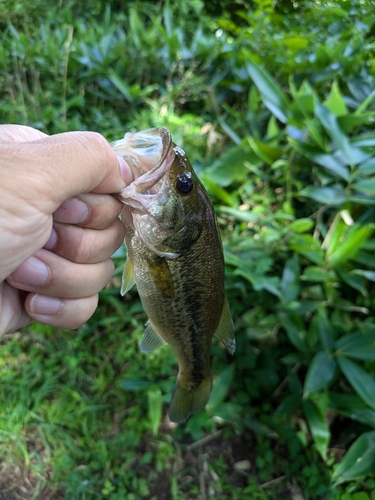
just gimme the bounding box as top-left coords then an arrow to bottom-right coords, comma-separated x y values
148,389 -> 162,436
315,105 -> 368,166
332,431 -> 375,485
303,400 -> 330,460
208,364 -> 234,410
293,142 -> 350,180
245,57 -> 289,123
289,234 -> 324,265
281,257 -> 300,303
324,81 -> 347,116
335,332 -> 375,361
357,158 -> 375,175
300,186 -> 347,206
304,352 -> 336,396
354,179 -> 375,196
338,357 -> 375,411
203,143 -> 254,187
278,310 -> 307,351
302,266 -> 331,283
326,225 -> 374,268
316,307 -> 335,350
288,218 -> 315,234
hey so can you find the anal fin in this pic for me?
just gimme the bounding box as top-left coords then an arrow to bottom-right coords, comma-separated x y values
214,298 -> 235,355
141,321 -> 167,353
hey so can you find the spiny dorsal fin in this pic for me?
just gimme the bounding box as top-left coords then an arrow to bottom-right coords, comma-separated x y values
121,255 -> 135,296
147,256 -> 174,298
214,298 -> 235,355
141,321 -> 167,353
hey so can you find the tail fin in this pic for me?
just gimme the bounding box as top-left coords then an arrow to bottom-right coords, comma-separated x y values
169,376 -> 212,424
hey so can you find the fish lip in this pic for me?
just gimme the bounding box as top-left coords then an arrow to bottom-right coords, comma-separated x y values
112,127 -> 171,186
112,127 -> 174,211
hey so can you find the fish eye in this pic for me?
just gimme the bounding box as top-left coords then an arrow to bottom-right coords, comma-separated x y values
176,173 -> 194,195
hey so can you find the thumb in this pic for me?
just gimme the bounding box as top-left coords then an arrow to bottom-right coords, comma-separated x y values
2,131 -> 132,215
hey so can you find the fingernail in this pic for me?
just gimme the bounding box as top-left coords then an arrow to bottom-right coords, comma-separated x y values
54,198 -> 90,224
10,257 -> 50,286
30,294 -> 63,315
43,228 -> 58,250
117,155 -> 134,185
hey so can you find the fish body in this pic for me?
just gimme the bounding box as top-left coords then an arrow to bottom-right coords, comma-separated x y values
112,128 -> 235,423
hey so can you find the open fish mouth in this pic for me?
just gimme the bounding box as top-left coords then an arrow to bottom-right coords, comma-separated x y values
111,127 -> 179,259
111,127 -> 174,202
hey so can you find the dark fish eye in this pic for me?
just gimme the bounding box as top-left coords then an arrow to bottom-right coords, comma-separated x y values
176,173 -> 194,195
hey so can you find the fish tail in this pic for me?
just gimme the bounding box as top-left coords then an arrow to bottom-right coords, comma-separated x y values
169,375 -> 212,424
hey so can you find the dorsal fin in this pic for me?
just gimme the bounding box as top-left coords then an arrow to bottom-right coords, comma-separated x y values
141,321 -> 167,352
214,298 -> 235,355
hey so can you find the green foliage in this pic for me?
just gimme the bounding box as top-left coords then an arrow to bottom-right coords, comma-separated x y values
2,0 -> 375,498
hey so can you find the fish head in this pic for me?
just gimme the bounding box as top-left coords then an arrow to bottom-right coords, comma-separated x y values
113,127 -> 206,258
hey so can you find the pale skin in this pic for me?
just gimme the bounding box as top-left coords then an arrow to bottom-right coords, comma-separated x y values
0,124 -> 133,337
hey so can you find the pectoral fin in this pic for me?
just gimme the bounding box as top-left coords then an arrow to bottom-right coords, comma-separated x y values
214,298 -> 235,355
121,256 -> 135,296
147,256 -> 174,298
141,321 -> 167,352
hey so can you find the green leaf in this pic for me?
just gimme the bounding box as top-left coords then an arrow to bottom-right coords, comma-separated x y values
281,257 -> 300,303
335,332 -> 375,361
357,158 -> 375,175
332,431 -> 375,485
304,352 -> 336,397
315,105 -> 367,166
352,270 -> 375,282
326,225 -> 374,268
324,81 -> 347,117
247,136 -> 283,165
289,234 -> 324,265
338,113 -> 375,132
293,142 -> 350,180
245,56 -> 289,123
208,364 -> 234,410
354,179 -> 375,196
148,389 -> 162,436
302,266 -> 331,283
219,206 -> 258,223
355,89 -> 375,115
278,310 -> 307,351
300,186 -> 347,206
338,357 -> 375,411
245,417 -> 278,438
303,400 -> 330,460
316,307 -> 335,350
288,218 -> 315,234
203,143 -> 254,187
121,379 -> 153,391
108,68 -> 132,101
330,392 -> 375,428
202,179 -> 238,206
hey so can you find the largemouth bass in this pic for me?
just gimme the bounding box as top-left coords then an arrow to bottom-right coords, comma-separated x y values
112,127 -> 235,423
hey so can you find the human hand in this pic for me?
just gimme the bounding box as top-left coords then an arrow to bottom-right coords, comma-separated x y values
0,125 -> 132,336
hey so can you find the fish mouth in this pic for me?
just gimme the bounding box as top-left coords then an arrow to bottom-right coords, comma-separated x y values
112,127 -> 174,206
112,127 -> 179,259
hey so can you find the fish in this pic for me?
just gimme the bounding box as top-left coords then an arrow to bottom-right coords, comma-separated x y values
111,127 -> 235,423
